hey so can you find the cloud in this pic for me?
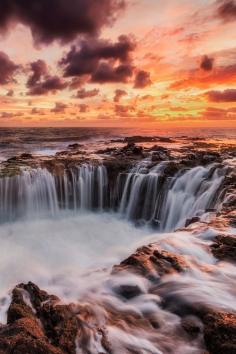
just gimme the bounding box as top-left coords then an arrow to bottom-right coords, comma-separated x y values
75,88 -> 99,99
134,70 -> 152,88
206,89 -> 236,102
0,111 -> 24,119
201,106 -> 236,120
0,0 -> 125,45
200,55 -> 214,71
217,0 -> 236,21
51,102 -> 67,113
91,63 -> 133,83
113,89 -> 127,102
28,76 -> 67,95
26,60 -> 67,95
170,64 -> 236,90
27,60 -> 48,87
0,52 -> 20,84
6,89 -> 14,97
78,104 -> 88,113
114,104 -> 135,117
60,35 -> 135,78
69,77 -> 88,90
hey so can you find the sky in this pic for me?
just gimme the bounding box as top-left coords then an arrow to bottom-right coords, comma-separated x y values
0,0 -> 235,127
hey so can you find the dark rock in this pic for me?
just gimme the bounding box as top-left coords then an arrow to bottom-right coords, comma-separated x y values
185,217 -> 200,227
211,234 -> 236,262
67,143 -> 82,150
114,284 -> 143,299
20,153 -> 33,160
121,143 -> 143,156
124,136 -> 157,143
202,311 -> 236,354
163,162 -> 181,177
181,315 -> 203,338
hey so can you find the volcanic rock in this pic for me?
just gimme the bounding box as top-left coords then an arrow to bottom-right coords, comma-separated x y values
211,234 -> 236,262
202,310 -> 236,354
113,244 -> 187,281
0,282 -> 79,354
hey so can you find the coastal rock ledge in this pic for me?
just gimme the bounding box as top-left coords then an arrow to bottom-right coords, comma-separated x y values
0,243 -> 235,354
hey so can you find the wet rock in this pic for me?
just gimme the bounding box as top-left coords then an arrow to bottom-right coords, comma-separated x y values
113,244 -> 187,281
202,311 -> 236,354
67,143 -> 81,149
20,153 -> 33,160
7,287 -> 35,324
185,216 -> 200,227
163,162 -> 181,177
114,284 -> 143,300
123,136 -> 174,144
211,234 -> 236,262
20,283 -> 78,354
0,318 -> 63,354
124,136 -> 157,143
1,282 -> 79,354
96,147 -> 117,155
181,315 -> 203,338
121,143 -> 143,156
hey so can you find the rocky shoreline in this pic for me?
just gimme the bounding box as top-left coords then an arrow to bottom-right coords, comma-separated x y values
0,136 -> 235,353
0,223 -> 235,354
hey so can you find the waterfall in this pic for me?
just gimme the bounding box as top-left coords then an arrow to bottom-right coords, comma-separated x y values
0,164 -> 108,222
118,163 -> 227,231
0,162 -> 227,228
118,162 -> 169,224
160,165 -> 226,230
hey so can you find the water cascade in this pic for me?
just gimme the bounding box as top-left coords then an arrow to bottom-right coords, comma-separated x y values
0,164 -> 108,222
0,162 -> 227,228
117,163 -> 227,230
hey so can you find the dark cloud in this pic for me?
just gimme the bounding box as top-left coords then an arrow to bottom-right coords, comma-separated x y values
27,60 -> 48,87
200,55 -> 214,71
206,89 -> 236,102
75,88 -> 99,99
0,0 -> 125,45
115,104 -> 135,116
60,35 -> 135,78
69,77 -> 88,90
31,107 -> 46,116
51,102 -> 67,113
134,70 -> 152,88
0,52 -> 19,84
0,111 -> 24,119
6,89 -> 14,97
28,76 -> 67,95
78,104 -> 88,113
26,59 -> 67,95
113,89 -> 127,102
217,0 -> 236,21
91,63 -> 133,83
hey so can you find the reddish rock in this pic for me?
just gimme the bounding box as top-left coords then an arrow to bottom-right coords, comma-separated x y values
113,244 -> 187,280
202,311 -> 236,354
0,282 -> 79,354
211,234 -> 236,262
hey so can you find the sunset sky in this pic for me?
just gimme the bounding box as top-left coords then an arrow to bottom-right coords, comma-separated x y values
0,0 -> 235,127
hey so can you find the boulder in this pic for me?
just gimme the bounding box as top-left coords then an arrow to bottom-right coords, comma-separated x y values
113,244 -> 187,281
211,234 -> 236,262
0,282 -> 79,354
202,311 -> 236,354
